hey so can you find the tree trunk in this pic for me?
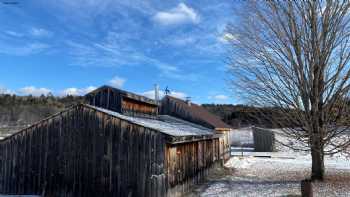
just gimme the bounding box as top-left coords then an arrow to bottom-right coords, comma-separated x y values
311,134 -> 324,180
301,179 -> 313,197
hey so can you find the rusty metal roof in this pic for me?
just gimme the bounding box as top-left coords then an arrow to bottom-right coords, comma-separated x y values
160,96 -> 232,129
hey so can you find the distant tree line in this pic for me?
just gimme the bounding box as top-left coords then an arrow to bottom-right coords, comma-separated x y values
0,93 -> 298,129
202,104 -> 301,128
1,94 -> 348,131
0,94 -> 84,127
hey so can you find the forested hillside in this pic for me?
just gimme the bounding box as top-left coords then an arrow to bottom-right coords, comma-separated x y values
202,104 -> 289,128
0,94 -> 84,134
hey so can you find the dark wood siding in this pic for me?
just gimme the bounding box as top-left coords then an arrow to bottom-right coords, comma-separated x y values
161,96 -> 231,162
0,105 -> 166,197
165,139 -> 221,195
0,104 -> 222,197
121,97 -> 158,118
86,88 -> 122,113
86,86 -> 158,118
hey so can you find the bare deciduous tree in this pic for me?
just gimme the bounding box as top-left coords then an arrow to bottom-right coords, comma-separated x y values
228,0 -> 350,180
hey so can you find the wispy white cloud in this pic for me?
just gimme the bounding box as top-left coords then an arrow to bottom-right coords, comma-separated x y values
34,2 -> 210,81
4,30 -> 23,37
0,28 -> 51,56
217,32 -> 237,43
153,3 -> 200,26
0,42 -> 50,56
154,2 -> 235,56
60,86 -> 97,96
67,36 -> 198,81
213,94 -> 228,100
109,76 -> 126,88
142,89 -> 187,100
43,0 -> 156,27
158,25 -> 229,57
18,86 -> 52,96
0,85 -> 98,97
66,38 -> 139,67
173,37 -> 195,46
148,58 -> 200,81
30,28 -> 52,37
207,94 -> 230,103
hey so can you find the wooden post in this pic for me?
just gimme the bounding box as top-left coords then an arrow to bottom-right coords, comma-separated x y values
301,179 -> 313,197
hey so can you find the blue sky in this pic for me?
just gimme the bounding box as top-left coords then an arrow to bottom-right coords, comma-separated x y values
0,0 -> 239,104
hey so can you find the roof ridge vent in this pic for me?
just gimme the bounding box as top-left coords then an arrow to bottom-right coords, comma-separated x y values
154,84 -> 160,103
185,97 -> 191,106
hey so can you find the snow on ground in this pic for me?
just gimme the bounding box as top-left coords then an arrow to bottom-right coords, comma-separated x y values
190,155 -> 350,196
188,157 -> 302,197
188,127 -> 350,197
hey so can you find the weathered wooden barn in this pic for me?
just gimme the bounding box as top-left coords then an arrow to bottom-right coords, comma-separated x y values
85,85 -> 159,118
0,86 -> 222,197
160,96 -> 232,161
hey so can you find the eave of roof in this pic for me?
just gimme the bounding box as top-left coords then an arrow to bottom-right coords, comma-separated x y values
85,85 -> 158,106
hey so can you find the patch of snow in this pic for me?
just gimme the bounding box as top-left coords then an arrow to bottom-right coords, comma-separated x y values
196,181 -> 300,197
191,128 -> 350,196
192,153 -> 350,196
313,181 -> 350,197
225,157 -> 256,169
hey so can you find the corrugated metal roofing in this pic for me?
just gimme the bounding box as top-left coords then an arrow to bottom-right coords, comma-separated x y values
88,105 -> 215,137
